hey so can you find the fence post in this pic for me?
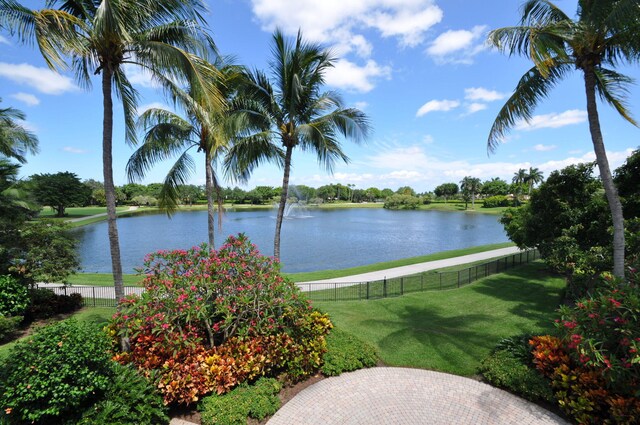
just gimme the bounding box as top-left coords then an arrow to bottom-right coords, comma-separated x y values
359,283 -> 362,300
383,277 -> 387,298
334,283 -> 337,301
366,281 -> 370,299
92,287 -> 96,307
400,277 -> 404,295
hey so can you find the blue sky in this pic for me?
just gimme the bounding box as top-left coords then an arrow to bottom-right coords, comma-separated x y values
1,0 -> 638,192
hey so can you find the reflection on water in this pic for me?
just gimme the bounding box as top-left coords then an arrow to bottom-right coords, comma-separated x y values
73,208 -> 508,273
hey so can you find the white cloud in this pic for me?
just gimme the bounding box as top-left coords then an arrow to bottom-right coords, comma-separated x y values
538,149 -> 634,178
533,144 -> 557,152
325,59 -> 391,93
10,92 -> 40,106
426,25 -> 488,64
0,35 -> 9,45
465,103 -> 487,114
416,99 -> 460,117
124,64 -> 160,89
422,134 -> 435,144
354,101 -> 369,110
515,109 -> 587,131
63,146 -> 88,154
0,62 -> 77,95
464,87 -> 507,102
250,0 -> 443,49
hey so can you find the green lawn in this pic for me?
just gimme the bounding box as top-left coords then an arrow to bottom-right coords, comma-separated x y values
67,273 -> 144,286
318,261 -> 564,376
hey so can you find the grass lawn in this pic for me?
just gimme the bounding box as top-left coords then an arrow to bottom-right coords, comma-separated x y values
66,273 -> 144,286
317,261 -> 564,376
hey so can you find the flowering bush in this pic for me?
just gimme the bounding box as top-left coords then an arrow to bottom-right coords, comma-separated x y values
111,234 -> 331,405
530,268 -> 640,424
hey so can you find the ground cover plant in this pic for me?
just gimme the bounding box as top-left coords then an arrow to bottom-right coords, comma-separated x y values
321,327 -> 378,376
111,234 -> 332,405
319,262 -> 565,375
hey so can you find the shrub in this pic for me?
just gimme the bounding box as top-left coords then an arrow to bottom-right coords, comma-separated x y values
24,288 -> 83,321
479,349 -> 553,403
111,234 -> 332,405
383,194 -> 420,210
530,269 -> 640,425
482,195 -> 510,208
199,377 -> 281,425
77,363 -> 168,425
0,319 -> 112,424
0,315 -> 22,342
0,275 -> 29,317
321,328 -> 377,376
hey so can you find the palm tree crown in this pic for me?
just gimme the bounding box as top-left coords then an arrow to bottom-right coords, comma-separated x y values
487,0 -> 640,277
1,0 -> 218,299
228,29 -> 371,259
0,98 -> 39,163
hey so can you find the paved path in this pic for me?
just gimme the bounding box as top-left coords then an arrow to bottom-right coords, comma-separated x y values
65,206 -> 138,223
298,246 -> 521,285
267,367 -> 567,425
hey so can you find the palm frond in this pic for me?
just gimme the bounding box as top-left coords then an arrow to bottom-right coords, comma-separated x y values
224,132 -> 284,183
157,151 -> 196,215
488,59 -> 571,152
594,67 -> 638,126
112,68 -> 140,146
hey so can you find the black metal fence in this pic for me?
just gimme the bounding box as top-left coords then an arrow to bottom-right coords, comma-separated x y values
39,249 -> 538,306
300,249 -> 539,302
35,285 -> 144,308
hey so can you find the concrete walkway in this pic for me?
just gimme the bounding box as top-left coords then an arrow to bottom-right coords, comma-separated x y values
299,246 -> 521,284
267,367 -> 567,425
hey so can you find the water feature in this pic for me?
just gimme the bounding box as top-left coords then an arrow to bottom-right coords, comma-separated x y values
280,201 -> 312,219
72,208 -> 509,273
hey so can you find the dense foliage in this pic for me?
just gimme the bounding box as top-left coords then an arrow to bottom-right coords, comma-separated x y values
23,288 -> 83,322
29,172 -> 91,217
321,328 -> 378,376
383,194 -> 421,210
0,320 -> 113,424
478,334 -> 553,403
530,270 -> 640,424
500,160 -> 640,298
76,363 -> 168,425
482,195 -> 510,208
111,234 -> 332,405
198,377 -> 281,425
0,275 -> 29,317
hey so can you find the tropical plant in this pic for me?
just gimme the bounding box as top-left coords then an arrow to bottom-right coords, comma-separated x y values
460,176 -> 482,209
488,0 -> 640,278
227,29 -> 370,259
0,98 -> 39,163
525,167 -> 544,195
127,58 -> 242,248
0,0 -> 220,301
511,168 -> 528,200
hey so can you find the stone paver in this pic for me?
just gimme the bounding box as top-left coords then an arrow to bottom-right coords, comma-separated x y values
267,367 -> 568,425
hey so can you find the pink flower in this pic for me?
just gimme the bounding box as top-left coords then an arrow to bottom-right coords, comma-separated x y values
563,321 -> 577,329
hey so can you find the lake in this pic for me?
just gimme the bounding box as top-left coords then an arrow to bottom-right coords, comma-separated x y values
73,207 -> 509,273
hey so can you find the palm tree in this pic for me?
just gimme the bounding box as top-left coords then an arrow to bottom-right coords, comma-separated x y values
1,0 -> 219,299
228,29 -> 370,260
460,176 -> 482,209
127,59 -> 242,248
487,0 -> 639,277
0,98 -> 39,163
525,167 -> 544,195
512,168 -> 528,200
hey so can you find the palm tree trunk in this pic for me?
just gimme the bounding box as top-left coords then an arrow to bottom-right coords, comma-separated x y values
584,68 -> 625,278
101,67 -> 125,301
205,150 -> 215,248
274,146 -> 293,260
